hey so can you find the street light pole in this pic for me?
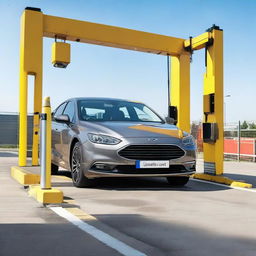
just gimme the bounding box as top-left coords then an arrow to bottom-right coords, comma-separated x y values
224,94 -> 231,127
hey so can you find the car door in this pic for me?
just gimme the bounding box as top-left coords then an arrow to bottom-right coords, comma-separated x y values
60,100 -> 76,167
52,102 -> 67,165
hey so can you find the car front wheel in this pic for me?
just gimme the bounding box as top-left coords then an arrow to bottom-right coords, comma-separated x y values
166,176 -> 190,187
71,142 -> 96,188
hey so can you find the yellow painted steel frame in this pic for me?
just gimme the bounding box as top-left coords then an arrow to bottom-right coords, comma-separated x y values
185,28 -> 224,175
19,9 -> 43,166
203,29 -> 224,175
170,54 -> 190,132
19,8 -> 223,177
18,8 -> 188,166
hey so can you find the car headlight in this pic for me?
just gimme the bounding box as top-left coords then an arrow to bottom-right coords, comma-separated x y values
88,133 -> 121,145
182,134 -> 195,146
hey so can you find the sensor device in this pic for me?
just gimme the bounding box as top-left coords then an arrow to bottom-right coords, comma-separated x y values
52,42 -> 70,68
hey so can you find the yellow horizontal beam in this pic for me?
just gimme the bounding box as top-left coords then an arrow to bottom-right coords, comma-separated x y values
184,32 -> 211,51
43,14 -> 185,56
193,173 -> 252,188
11,166 -> 40,185
29,185 -> 63,204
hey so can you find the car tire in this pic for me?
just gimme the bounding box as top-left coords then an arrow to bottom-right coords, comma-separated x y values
166,176 -> 190,187
71,142 -> 96,188
51,163 -> 59,175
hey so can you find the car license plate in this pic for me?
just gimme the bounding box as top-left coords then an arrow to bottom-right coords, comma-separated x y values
136,160 -> 169,169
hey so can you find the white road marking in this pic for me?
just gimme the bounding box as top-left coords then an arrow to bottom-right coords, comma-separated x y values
1,151 -> 18,155
50,207 -> 147,256
192,178 -> 256,193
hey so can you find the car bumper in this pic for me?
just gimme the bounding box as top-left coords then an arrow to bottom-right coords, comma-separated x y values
80,137 -> 196,178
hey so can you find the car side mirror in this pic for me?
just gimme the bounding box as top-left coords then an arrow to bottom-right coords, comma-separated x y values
55,114 -> 70,123
165,116 -> 175,124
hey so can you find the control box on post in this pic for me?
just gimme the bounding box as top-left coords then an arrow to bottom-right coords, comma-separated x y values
203,123 -> 218,143
204,93 -> 215,114
169,106 -> 178,125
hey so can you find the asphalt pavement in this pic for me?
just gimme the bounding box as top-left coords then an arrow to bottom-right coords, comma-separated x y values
1,151 -> 256,256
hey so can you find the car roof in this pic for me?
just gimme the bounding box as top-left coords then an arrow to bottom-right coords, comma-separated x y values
67,97 -> 141,103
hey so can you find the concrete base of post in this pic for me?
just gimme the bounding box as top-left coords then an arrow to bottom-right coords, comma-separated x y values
28,185 -> 63,204
11,166 -> 40,185
11,166 -> 64,204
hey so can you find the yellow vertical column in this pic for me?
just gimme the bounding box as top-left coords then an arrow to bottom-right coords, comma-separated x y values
170,54 -> 190,133
18,8 -> 43,166
32,73 -> 43,166
203,29 -> 223,175
19,70 -> 28,166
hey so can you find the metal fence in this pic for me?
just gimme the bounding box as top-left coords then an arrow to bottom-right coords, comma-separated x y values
192,121 -> 256,162
1,113 -> 255,162
0,113 -> 33,148
224,121 -> 256,161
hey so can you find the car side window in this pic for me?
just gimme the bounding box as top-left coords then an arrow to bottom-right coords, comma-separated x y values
63,101 -> 75,123
54,102 -> 67,119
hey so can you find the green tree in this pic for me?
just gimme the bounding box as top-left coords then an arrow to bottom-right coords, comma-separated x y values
249,122 -> 256,129
241,121 -> 248,129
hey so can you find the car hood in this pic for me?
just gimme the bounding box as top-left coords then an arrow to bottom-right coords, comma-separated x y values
80,121 -> 183,139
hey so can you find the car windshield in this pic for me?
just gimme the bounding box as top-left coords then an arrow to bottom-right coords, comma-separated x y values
77,99 -> 163,123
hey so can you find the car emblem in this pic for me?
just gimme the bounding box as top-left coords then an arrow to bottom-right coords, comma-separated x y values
148,138 -> 158,142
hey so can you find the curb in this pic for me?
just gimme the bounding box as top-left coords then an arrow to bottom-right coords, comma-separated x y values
193,173 -> 253,188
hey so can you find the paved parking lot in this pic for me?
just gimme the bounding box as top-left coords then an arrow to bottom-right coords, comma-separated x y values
1,151 -> 256,256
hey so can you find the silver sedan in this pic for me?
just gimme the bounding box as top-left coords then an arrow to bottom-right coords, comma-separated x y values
51,98 -> 196,187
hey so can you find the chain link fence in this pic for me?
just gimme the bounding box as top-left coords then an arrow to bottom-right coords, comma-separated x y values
192,121 -> 256,162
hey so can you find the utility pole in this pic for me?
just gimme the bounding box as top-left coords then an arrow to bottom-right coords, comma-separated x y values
238,120 -> 241,162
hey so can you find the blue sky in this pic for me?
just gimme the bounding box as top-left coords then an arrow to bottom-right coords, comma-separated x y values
0,0 -> 255,122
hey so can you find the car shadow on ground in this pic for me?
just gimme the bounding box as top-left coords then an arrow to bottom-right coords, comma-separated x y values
55,170 -> 230,192
92,177 -> 230,192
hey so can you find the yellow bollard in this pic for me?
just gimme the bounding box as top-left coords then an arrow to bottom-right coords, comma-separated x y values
28,96 -> 63,203
40,97 -> 52,189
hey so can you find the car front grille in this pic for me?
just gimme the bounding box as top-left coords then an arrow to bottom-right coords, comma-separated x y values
118,145 -> 185,160
115,165 -> 187,174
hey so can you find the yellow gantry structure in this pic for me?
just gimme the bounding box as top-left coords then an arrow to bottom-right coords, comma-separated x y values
19,7 -> 223,176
